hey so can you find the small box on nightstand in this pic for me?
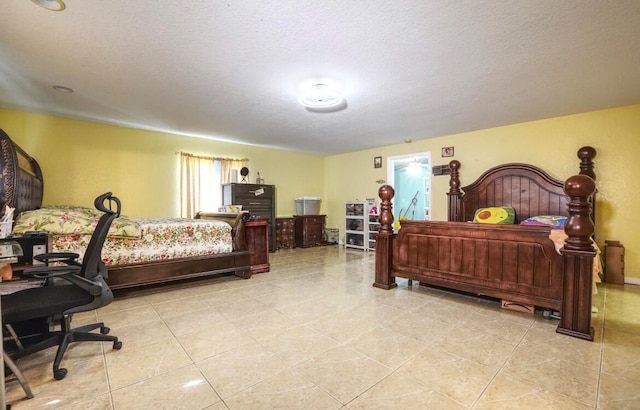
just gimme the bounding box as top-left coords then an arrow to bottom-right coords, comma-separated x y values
9,232 -> 48,268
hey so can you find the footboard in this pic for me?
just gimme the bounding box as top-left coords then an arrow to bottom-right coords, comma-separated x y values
392,220 -> 563,310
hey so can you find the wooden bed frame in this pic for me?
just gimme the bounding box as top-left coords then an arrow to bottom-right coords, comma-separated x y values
374,146 -> 598,341
0,128 -> 252,290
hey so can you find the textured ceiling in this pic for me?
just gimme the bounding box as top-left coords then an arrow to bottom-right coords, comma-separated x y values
1,1 -> 639,155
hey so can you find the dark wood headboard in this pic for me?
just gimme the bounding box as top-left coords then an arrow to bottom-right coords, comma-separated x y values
447,146 -> 596,223
0,128 -> 44,218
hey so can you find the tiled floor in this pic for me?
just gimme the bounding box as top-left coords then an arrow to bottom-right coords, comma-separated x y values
4,246 -> 640,409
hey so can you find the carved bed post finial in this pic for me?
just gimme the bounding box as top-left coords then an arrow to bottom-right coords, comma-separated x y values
448,160 -> 461,194
577,146 -> 596,180
447,160 -> 463,221
374,184 -> 397,290
563,175 -> 596,252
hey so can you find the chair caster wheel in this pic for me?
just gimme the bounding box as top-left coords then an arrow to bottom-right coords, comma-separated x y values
113,341 -> 122,350
101,326 -> 110,334
54,368 -> 68,380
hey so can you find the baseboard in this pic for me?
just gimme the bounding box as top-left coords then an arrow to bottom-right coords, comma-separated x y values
625,277 -> 640,285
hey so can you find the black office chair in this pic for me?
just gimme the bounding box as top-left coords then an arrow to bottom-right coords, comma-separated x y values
2,192 -> 123,380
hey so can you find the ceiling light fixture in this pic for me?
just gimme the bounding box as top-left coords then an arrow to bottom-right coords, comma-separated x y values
299,83 -> 344,109
53,85 -> 73,93
31,0 -> 66,11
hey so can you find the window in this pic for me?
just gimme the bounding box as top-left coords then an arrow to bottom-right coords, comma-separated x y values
179,152 -> 247,218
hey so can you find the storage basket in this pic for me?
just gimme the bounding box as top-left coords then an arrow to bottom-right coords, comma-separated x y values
0,221 -> 13,239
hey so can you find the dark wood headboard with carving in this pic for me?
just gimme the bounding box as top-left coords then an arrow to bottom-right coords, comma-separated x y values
0,128 -> 44,218
447,146 -> 596,224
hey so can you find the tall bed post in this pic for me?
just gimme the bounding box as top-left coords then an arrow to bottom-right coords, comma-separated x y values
557,174 -> 597,341
373,184 -> 397,289
447,160 -> 462,222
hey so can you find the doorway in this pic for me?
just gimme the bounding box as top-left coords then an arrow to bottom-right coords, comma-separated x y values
386,152 -> 431,224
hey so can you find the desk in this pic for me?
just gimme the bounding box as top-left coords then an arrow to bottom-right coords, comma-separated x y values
1,241 -> 23,409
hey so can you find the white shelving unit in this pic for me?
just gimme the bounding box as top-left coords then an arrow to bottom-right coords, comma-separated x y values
345,200 -> 379,251
368,211 -> 380,250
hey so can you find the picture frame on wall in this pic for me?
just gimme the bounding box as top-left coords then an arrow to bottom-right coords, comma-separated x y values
441,147 -> 454,157
374,156 -> 382,168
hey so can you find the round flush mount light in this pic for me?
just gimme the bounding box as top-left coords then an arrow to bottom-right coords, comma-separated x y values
53,85 -> 73,93
31,0 -> 66,11
299,83 -> 344,109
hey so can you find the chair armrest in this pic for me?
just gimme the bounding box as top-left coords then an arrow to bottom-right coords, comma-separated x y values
34,252 -> 81,266
22,265 -> 81,279
22,265 -> 103,296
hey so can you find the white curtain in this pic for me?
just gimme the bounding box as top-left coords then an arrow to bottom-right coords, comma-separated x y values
180,152 -> 247,218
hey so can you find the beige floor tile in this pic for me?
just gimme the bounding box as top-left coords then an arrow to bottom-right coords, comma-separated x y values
306,309 -> 381,343
432,326 -> 516,370
223,369 -> 342,409
347,372 -> 465,410
105,338 -> 192,390
274,296 -> 350,324
373,289 -> 432,311
8,393 -> 113,410
150,293 -> 220,317
601,341 -> 640,384
475,373 -> 591,409
598,371 -> 640,409
99,294 -> 152,314
397,346 -> 495,407
214,297 -> 272,320
112,316 -> 175,348
383,312 -> 455,345
230,308 -> 299,340
97,304 -> 162,329
294,345 -> 392,404
517,322 -> 603,370
258,324 -> 341,366
174,320 -> 254,362
111,364 -> 221,410
502,346 -> 599,407
197,341 -> 289,399
162,307 -> 230,337
6,356 -> 109,409
346,326 -> 427,369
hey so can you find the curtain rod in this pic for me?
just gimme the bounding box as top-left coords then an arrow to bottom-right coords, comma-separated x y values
176,151 -> 248,161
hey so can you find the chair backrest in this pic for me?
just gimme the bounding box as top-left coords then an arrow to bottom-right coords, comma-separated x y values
80,192 -> 121,280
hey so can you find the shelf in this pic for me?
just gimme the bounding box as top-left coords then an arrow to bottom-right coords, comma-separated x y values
345,200 -> 378,251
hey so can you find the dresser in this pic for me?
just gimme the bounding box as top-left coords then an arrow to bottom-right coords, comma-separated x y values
294,215 -> 326,248
276,217 -> 296,249
223,183 -> 276,251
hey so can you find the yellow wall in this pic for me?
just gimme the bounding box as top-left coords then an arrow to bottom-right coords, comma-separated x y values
0,110 -> 324,218
2,105 -> 639,279
324,104 -> 640,280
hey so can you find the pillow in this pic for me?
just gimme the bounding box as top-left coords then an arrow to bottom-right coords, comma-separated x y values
473,207 -> 515,224
520,215 -> 567,230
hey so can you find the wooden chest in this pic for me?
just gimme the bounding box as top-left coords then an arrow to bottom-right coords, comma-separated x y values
294,215 -> 326,248
276,217 -> 296,249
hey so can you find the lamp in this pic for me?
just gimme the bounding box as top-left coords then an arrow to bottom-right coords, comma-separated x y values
299,83 -> 344,109
31,0 -> 65,11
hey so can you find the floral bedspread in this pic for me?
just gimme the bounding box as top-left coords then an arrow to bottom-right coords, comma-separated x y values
13,205 -> 142,238
13,207 -> 233,266
50,218 -> 233,266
